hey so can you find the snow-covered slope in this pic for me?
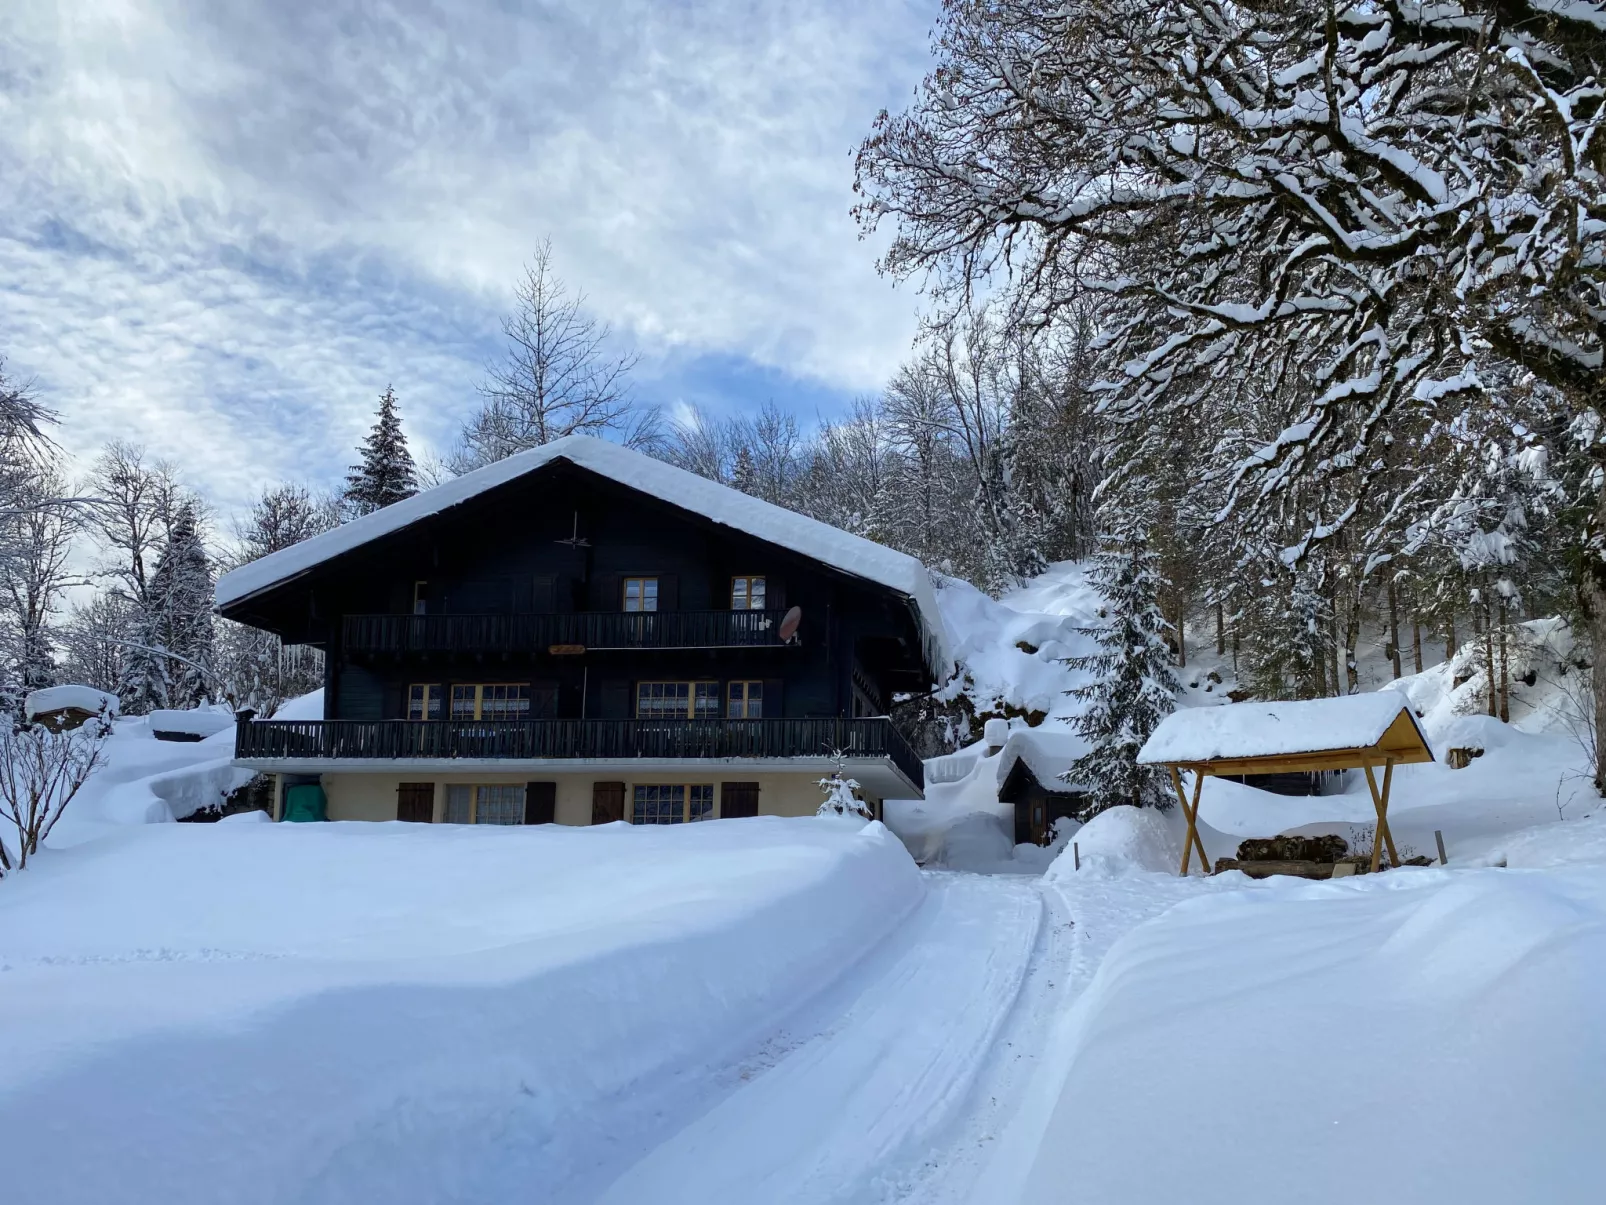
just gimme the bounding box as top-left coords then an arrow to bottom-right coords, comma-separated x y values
0,817 -> 924,1205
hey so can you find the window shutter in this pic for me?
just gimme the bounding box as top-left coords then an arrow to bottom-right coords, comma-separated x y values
383,684 -> 403,720
396,782 -> 435,823
658,574 -> 679,610
524,781 -> 556,825
762,678 -> 784,719
720,781 -> 760,819
591,781 -> 626,825
531,679 -> 559,718
766,577 -> 785,610
594,573 -> 620,611
531,575 -> 556,613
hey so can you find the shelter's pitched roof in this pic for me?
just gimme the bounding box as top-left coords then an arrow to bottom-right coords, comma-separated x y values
996,727 -> 1090,792
215,434 -> 952,673
1137,692 -> 1430,766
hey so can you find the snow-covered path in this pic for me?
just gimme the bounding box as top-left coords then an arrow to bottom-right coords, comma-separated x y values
595,873 -> 1042,1205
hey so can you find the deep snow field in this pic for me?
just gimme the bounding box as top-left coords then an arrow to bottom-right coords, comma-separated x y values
3,563 -> 1605,1203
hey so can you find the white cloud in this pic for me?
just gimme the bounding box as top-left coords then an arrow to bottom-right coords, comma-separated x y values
0,0 -> 934,519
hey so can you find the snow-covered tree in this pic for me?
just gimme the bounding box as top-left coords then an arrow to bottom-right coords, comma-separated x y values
1063,517 -> 1179,816
143,502 -> 214,709
344,387 -> 417,517
817,767 -> 873,820
0,467 -> 79,693
0,703 -> 112,877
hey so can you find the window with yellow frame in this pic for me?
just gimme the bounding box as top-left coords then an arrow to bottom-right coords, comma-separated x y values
407,684 -> 443,720
636,681 -> 720,720
449,684 -> 531,720
730,575 -> 766,609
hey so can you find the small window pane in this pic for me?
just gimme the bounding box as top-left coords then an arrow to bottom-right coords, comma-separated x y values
731,576 -> 766,610
481,684 -> 530,719
444,784 -> 473,824
727,681 -> 762,719
475,785 -> 525,825
624,577 -> 659,613
693,682 -> 720,720
633,784 -> 684,824
637,682 -> 690,719
408,684 -> 441,720
450,685 -> 476,719
688,785 -> 714,822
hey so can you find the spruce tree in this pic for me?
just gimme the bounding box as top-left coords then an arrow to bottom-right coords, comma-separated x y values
344,387 -> 418,516
146,502 -> 215,708
1063,517 -> 1179,818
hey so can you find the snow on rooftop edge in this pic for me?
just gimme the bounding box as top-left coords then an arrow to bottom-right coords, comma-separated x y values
1136,691 -> 1416,764
996,726 -> 1089,790
214,434 -> 952,672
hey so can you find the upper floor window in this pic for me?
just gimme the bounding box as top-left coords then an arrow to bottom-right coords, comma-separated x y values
408,683 -> 443,720
731,576 -> 766,610
623,576 -> 659,612
637,680 -> 720,720
412,581 -> 429,615
727,680 -> 763,719
450,683 -> 531,720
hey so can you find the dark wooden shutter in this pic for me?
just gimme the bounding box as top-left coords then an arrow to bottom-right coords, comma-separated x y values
720,781 -> 760,819
766,577 -> 785,610
594,573 -> 620,611
524,781 -> 556,825
531,575 -> 556,613
397,782 -> 435,823
657,574 -> 678,610
762,679 -> 784,719
531,679 -> 559,718
592,781 -> 626,825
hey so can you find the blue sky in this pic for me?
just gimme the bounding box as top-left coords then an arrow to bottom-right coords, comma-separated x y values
0,0 -> 936,522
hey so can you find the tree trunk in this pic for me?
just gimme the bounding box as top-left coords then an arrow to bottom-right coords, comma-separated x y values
1484,596 -> 1497,718
1345,605 -> 1361,694
1412,617 -> 1423,673
1329,611 -> 1342,697
1445,614 -> 1456,662
1490,597 -> 1503,723
1215,602 -> 1225,656
1175,598 -> 1187,668
1387,582 -> 1402,679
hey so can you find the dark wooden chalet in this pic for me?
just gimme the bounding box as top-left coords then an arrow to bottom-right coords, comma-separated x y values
218,435 -> 948,826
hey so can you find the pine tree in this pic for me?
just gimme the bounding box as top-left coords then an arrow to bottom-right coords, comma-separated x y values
730,446 -> 759,497
817,768 -> 872,820
344,387 -> 418,517
1063,518 -> 1179,817
145,502 -> 215,708
117,600 -> 169,715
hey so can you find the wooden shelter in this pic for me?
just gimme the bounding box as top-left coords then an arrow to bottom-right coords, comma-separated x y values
1136,694 -> 1435,876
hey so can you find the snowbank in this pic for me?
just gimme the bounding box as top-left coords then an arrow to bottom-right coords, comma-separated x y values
24,684 -> 118,720
1045,805 -> 1180,879
1009,862 -> 1606,1204
0,817 -> 923,1205
269,687 -> 325,720
148,706 -> 235,738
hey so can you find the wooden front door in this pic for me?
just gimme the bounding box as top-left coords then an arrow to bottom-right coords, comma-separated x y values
720,781 -> 760,819
591,781 -> 626,825
397,781 -> 435,823
524,781 -> 556,825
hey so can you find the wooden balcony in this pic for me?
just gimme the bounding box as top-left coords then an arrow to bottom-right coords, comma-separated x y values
342,610 -> 793,655
236,716 -> 923,792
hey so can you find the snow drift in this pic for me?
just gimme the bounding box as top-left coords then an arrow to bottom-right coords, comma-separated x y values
0,817 -> 923,1205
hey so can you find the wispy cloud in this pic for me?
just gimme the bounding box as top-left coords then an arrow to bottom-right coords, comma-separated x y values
0,0 -> 934,516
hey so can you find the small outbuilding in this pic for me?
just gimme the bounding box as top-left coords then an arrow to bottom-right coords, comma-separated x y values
1137,693 -> 1435,876
995,728 -> 1089,846
23,685 -> 119,733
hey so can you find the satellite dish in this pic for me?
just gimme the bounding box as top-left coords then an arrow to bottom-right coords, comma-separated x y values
778,606 -> 802,643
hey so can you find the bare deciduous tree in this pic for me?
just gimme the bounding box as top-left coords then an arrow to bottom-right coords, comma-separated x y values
454,240 -> 642,470
0,707 -> 111,877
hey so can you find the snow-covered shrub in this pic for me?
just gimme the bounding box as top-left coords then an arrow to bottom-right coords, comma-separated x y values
0,705 -> 112,876
817,769 -> 872,820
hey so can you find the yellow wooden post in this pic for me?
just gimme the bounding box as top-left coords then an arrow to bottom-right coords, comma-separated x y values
1362,762 -> 1400,871
1168,765 -> 1211,876
1169,765 -> 1194,875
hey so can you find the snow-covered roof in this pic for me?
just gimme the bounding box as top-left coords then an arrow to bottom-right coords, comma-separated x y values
148,708 -> 236,738
25,685 -> 119,719
1137,692 -> 1427,765
215,434 -> 951,676
997,726 -> 1090,791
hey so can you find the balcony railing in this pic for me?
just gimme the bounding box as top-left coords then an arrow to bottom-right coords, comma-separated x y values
342,610 -> 791,654
237,717 -> 923,790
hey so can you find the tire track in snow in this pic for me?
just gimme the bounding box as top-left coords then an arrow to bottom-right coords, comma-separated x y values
593,873 -> 1043,1205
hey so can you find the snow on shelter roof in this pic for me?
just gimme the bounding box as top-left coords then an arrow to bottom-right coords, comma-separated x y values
1136,692 -> 1432,768
215,434 -> 952,676
997,727 -> 1090,791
